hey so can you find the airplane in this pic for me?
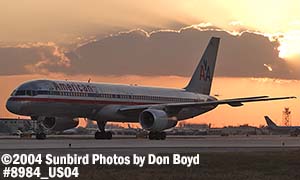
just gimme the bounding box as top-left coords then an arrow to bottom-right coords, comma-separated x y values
264,116 -> 300,136
6,37 -> 296,140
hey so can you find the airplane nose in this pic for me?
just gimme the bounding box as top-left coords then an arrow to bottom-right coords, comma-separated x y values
6,98 -> 20,114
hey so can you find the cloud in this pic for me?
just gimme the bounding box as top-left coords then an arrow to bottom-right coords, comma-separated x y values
65,26 -> 297,79
0,25 -> 298,79
229,21 -> 244,26
0,42 -> 70,75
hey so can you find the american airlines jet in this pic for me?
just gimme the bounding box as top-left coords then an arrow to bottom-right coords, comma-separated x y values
6,37 -> 295,140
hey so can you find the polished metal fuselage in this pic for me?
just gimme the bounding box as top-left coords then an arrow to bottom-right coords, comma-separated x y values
6,80 -> 218,122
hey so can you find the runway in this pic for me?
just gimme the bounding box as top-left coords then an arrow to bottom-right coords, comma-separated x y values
1,135 -> 300,155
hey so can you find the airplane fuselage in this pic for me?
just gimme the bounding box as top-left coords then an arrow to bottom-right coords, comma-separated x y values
6,80 -> 217,122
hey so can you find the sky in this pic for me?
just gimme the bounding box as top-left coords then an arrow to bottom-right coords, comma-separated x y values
0,0 -> 299,127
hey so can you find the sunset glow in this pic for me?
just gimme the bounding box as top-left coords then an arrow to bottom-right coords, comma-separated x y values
0,0 -> 299,128
278,30 -> 300,61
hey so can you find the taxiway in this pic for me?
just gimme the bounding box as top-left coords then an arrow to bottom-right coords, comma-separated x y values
0,135 -> 300,155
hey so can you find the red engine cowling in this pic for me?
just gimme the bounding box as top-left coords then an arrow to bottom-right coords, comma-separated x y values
139,109 -> 177,131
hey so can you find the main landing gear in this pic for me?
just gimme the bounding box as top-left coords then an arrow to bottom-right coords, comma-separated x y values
148,131 -> 166,140
36,133 -> 47,140
95,121 -> 112,140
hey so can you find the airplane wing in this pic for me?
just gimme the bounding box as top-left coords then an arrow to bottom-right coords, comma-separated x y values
119,96 -> 296,114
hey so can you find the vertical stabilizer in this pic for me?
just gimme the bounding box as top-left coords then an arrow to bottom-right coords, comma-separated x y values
264,116 -> 278,128
184,37 -> 220,95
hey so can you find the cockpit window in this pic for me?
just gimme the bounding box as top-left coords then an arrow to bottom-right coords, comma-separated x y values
15,90 -> 26,96
13,89 -> 52,96
26,90 -> 32,96
14,90 -> 37,96
10,90 -> 16,96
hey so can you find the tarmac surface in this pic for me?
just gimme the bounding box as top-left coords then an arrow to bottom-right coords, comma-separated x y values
1,135 -> 300,155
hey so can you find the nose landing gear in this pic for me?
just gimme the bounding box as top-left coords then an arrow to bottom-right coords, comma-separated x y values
95,131 -> 112,139
32,116 -> 47,140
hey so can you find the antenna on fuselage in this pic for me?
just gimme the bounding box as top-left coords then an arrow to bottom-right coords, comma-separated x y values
88,78 -> 91,83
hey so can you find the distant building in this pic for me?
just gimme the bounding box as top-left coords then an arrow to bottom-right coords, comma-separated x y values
179,123 -> 210,129
0,118 -> 32,134
220,124 -> 265,135
171,122 -> 210,135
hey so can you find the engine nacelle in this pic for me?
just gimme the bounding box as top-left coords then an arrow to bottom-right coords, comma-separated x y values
40,117 -> 79,132
139,109 -> 177,132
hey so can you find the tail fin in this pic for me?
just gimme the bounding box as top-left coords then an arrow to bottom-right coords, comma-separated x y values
264,116 -> 278,128
184,37 -> 220,94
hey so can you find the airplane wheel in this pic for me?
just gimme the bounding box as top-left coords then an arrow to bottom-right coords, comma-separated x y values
95,131 -> 104,139
149,132 -> 153,140
155,133 -> 161,140
148,132 -> 166,140
95,131 -> 112,140
149,132 -> 156,140
36,133 -> 46,140
105,131 -> 112,139
160,132 -> 166,140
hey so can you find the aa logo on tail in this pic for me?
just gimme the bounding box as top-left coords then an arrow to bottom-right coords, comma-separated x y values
199,58 -> 211,81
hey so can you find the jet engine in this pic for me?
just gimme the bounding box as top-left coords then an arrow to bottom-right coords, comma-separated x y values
139,109 -> 177,132
39,117 -> 79,131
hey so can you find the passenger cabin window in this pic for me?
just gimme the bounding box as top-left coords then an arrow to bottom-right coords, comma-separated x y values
37,90 -> 50,95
